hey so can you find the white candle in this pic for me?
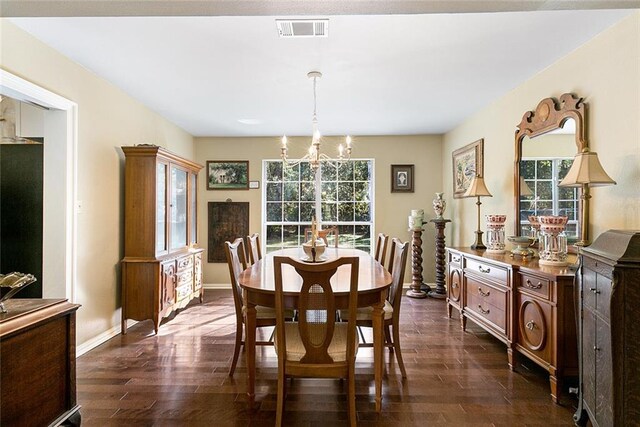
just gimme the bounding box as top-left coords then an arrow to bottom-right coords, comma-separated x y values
281,136 -> 287,148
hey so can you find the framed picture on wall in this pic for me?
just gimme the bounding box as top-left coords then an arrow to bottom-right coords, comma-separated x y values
391,164 -> 414,193
452,138 -> 484,198
206,160 -> 249,190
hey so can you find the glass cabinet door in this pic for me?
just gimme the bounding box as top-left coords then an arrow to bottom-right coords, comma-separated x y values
156,162 -> 167,253
170,165 -> 188,250
190,173 -> 197,245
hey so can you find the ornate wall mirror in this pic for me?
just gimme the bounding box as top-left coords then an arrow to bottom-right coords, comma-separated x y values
514,93 -> 587,247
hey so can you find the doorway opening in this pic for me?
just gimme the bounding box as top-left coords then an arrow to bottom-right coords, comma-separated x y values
0,70 -> 78,301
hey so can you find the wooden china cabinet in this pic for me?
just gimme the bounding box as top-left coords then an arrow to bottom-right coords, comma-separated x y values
121,145 -> 204,334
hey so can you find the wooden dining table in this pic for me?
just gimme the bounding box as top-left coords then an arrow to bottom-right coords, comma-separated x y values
238,247 -> 393,412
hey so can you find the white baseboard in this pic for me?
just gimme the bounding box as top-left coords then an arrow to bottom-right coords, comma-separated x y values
76,321 -> 136,357
203,283 -> 231,289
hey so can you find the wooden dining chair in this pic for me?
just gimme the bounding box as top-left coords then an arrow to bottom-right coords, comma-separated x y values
350,238 -> 410,378
273,255 -> 359,427
224,238 -> 278,376
374,233 -> 389,266
246,233 -> 262,265
304,225 -> 339,247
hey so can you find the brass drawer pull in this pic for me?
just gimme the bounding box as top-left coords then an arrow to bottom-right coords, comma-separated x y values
452,255 -> 461,263
478,265 -> 491,274
590,287 -> 601,294
526,320 -> 536,331
452,283 -> 458,289
525,279 -> 543,289
593,346 -> 600,351
477,305 -> 490,315
478,287 -> 490,297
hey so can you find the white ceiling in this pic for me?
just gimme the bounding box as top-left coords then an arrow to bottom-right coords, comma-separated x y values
7,8 -> 636,137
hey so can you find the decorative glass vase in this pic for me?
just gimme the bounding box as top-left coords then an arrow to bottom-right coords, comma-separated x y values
538,215 -> 569,266
432,193 -> 446,219
485,214 -> 506,254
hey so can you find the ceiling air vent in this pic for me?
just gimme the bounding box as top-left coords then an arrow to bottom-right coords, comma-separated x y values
276,19 -> 329,38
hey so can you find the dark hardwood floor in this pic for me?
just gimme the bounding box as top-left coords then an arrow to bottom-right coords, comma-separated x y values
77,289 -> 577,426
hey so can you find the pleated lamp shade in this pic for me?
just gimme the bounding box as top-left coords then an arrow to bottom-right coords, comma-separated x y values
559,149 -> 616,187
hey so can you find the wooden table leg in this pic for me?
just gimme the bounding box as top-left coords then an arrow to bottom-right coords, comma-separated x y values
243,290 -> 257,411
371,296 -> 385,412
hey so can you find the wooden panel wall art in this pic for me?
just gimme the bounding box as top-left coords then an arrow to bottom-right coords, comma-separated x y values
208,201 -> 249,262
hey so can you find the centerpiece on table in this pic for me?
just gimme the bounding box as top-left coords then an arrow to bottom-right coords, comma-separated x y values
302,217 -> 326,262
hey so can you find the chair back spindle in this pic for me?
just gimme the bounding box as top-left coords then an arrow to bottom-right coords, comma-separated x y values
224,238 -> 248,317
374,233 -> 389,266
247,233 -> 262,265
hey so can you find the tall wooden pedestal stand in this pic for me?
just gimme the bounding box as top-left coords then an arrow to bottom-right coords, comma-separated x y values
428,218 -> 451,299
406,228 -> 428,298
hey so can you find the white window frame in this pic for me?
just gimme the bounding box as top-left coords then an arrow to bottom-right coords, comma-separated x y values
261,158 -> 375,253
520,156 -> 579,238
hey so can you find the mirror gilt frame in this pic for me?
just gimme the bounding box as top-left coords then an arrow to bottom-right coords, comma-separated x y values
514,93 -> 588,247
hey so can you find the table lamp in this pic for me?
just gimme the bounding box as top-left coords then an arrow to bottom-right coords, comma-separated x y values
464,174 -> 492,250
558,148 -> 616,246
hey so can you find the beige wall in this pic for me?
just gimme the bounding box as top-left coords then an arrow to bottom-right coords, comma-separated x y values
0,20 -> 194,346
195,135 -> 443,285
443,13 -> 640,247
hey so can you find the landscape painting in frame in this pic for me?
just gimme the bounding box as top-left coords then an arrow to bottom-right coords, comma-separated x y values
452,139 -> 484,198
207,160 -> 249,190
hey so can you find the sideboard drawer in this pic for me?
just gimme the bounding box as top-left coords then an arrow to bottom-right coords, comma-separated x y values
466,277 -> 507,310
176,284 -> 192,302
465,258 -> 508,284
177,270 -> 193,288
466,291 -> 506,333
448,251 -> 463,267
177,254 -> 194,273
518,272 -> 551,300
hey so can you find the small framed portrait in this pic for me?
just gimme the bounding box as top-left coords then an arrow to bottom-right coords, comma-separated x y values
452,138 -> 484,198
207,160 -> 249,190
391,164 -> 414,193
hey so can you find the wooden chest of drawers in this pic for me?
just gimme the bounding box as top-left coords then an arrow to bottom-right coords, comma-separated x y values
574,230 -> 640,427
446,247 -> 578,403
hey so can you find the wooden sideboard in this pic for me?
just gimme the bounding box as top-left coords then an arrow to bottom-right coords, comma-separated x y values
446,247 -> 578,403
0,299 -> 81,426
121,146 -> 204,334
